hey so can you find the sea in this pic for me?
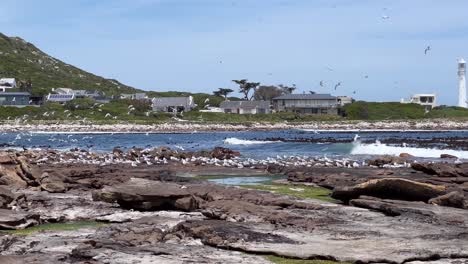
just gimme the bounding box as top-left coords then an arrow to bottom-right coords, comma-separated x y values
1,129 -> 468,161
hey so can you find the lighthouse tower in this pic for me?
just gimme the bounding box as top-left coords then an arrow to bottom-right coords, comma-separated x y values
458,58 -> 467,108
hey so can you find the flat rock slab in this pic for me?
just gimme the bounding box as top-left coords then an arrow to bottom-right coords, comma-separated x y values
0,209 -> 39,230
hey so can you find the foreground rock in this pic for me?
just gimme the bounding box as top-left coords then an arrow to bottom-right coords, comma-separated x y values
90,178 -> 468,263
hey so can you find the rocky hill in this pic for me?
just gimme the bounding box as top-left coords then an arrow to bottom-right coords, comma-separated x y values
0,33 -> 141,95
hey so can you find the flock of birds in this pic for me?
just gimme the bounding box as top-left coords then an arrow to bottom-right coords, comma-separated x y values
28,146 -> 412,169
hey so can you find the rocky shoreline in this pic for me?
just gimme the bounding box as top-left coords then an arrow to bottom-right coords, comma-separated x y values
0,148 -> 467,263
0,118 -> 468,132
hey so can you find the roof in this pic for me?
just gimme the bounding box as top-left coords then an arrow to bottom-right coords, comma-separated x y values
47,94 -> 75,102
152,97 -> 194,107
0,78 -> 16,83
273,94 -> 337,100
0,92 -> 30,96
220,100 -> 270,109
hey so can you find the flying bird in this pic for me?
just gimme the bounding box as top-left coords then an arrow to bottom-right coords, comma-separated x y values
364,75 -> 369,79
319,80 -> 324,87
424,46 -> 431,55
326,66 -> 334,72
381,15 -> 390,20
204,98 -> 210,104
334,82 -> 342,90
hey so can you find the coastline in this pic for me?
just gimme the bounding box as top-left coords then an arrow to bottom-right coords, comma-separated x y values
1,119 -> 468,132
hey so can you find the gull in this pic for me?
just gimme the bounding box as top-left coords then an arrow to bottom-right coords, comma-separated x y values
128,105 -> 134,109
364,75 -> 369,79
12,97 -> 15,102
105,113 -> 112,118
381,15 -> 390,20
326,66 -> 334,71
204,98 -> 210,104
424,45 -> 431,55
334,82 -> 342,90
64,110 -> 70,113
319,80 -> 324,87
29,100 -> 33,104
145,111 -> 150,117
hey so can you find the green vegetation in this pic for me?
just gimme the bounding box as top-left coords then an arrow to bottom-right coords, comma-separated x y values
2,221 -> 107,236
0,33 -> 139,95
183,111 -> 341,123
426,106 -> 468,118
344,101 -> 427,120
240,184 -> 336,203
266,256 -> 349,264
344,101 -> 468,120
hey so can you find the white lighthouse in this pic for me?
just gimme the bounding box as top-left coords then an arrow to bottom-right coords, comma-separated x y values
458,58 -> 467,108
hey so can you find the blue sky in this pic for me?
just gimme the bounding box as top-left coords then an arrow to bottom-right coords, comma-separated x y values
2,0 -> 468,105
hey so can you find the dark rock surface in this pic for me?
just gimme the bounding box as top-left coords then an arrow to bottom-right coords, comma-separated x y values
332,178 -> 447,203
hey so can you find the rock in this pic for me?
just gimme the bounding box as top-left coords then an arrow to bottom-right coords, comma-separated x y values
429,191 -> 468,209
0,186 -> 16,208
210,147 -> 240,160
0,154 -> 17,165
440,154 -> 458,159
367,155 -> 404,167
399,153 -> 414,158
93,178 -> 194,211
39,172 -> 67,193
331,178 -> 446,203
411,162 -> 466,177
0,209 -> 40,230
0,165 -> 28,188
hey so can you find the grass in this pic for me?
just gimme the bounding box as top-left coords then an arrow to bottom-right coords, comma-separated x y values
344,101 -> 427,120
2,221 -> 107,236
239,184 -> 336,203
266,256 -> 349,264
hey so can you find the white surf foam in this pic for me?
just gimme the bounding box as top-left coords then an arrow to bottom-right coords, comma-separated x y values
351,142 -> 468,159
223,138 -> 278,145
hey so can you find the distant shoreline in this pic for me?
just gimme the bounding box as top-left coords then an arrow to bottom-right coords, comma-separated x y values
0,119 -> 467,132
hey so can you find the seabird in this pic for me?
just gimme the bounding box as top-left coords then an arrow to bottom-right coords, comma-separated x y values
424,46 -> 431,55
334,82 -> 342,90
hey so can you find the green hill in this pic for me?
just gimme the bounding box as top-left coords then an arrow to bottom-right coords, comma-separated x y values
0,33 -> 141,96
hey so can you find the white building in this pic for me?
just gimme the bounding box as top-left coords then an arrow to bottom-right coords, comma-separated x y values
401,94 -> 437,110
152,96 -> 195,113
0,78 -> 17,92
220,100 -> 271,114
458,58 -> 467,108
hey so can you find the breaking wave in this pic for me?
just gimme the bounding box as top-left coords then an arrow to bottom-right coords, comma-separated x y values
223,138 -> 279,145
350,141 -> 468,159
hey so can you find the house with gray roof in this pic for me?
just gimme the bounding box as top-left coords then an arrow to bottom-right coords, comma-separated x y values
272,94 -> 339,115
220,100 -> 271,114
152,96 -> 195,113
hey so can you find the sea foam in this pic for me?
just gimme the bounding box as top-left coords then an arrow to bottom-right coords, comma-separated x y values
351,141 -> 468,159
223,138 -> 278,145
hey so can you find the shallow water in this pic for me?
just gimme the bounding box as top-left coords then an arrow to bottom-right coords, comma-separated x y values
207,175 -> 283,186
1,130 -> 468,160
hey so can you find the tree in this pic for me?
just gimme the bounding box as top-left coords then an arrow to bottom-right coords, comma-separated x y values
253,85 -> 285,101
279,84 -> 297,94
213,88 -> 234,99
232,79 -> 260,100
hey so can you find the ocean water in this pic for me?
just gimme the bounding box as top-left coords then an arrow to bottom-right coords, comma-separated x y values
1,130 -> 468,160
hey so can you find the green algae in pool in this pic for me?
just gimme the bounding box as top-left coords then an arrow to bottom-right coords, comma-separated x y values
241,184 -> 336,203
266,255 -> 350,264
2,221 -> 107,236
